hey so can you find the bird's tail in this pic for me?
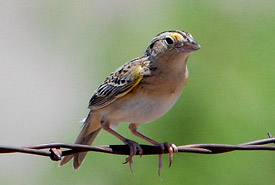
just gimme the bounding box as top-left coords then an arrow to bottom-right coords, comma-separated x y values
59,111 -> 102,169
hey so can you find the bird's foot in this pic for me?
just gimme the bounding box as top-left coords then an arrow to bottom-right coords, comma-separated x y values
157,142 -> 178,176
122,139 -> 143,172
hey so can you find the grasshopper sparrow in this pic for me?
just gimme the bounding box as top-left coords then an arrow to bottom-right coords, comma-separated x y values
60,30 -> 201,173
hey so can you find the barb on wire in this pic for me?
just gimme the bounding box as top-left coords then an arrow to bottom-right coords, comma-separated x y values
0,133 -> 275,161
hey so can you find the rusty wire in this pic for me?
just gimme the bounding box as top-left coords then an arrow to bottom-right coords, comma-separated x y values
0,133 -> 274,161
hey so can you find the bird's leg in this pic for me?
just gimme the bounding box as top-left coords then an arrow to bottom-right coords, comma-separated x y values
129,123 -> 178,175
102,123 -> 142,172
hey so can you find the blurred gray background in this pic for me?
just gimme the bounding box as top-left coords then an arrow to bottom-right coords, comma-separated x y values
0,1 -> 275,184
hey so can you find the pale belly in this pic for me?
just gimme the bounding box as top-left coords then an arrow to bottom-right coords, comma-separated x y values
101,82 -> 186,127
113,95 -> 180,123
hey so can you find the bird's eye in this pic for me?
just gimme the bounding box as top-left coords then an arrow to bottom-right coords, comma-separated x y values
165,37 -> 174,45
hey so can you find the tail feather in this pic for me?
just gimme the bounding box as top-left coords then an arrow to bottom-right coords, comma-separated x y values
73,127 -> 101,169
60,111 -> 102,169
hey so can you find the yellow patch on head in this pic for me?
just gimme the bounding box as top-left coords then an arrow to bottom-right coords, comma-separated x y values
170,33 -> 184,41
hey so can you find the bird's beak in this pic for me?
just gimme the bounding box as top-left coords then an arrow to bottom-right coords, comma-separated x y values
183,38 -> 201,51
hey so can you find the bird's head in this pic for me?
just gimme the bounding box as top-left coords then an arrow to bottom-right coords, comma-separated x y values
145,30 -> 201,57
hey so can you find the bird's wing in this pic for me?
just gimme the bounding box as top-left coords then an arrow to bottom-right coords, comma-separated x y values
89,58 -> 150,110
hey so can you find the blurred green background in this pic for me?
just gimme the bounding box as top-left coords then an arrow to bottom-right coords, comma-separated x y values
0,0 -> 275,184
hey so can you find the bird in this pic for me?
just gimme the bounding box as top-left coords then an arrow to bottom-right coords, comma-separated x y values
60,30 -> 201,174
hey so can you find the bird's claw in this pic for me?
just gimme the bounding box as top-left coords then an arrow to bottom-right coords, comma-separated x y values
157,142 -> 178,176
122,139 -> 143,172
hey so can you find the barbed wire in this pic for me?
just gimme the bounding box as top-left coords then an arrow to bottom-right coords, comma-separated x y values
0,133 -> 274,161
